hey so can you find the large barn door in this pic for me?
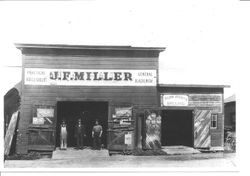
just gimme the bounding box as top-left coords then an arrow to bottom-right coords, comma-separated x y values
143,109 -> 161,150
27,104 -> 56,152
194,109 -> 211,148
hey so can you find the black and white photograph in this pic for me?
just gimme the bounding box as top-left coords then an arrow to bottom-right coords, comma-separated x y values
0,0 -> 249,175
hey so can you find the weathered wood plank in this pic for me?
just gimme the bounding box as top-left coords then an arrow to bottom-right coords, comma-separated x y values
28,145 -> 54,151
194,110 -> 211,148
4,111 -> 19,155
23,86 -> 156,93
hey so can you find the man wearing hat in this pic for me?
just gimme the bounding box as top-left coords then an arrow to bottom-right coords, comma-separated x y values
74,118 -> 86,149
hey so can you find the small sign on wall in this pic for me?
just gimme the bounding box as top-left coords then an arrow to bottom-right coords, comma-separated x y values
125,133 -> 132,145
161,94 -> 189,106
32,117 -> 44,125
37,108 -> 54,118
115,107 -> 132,118
33,105 -> 55,125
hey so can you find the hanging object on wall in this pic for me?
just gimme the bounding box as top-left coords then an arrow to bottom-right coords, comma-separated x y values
33,105 -> 55,125
32,117 -> 44,125
115,107 -> 132,118
144,110 -> 161,150
124,132 -> 132,145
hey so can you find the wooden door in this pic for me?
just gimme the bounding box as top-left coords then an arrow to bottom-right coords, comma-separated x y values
27,127 -> 55,151
107,106 -> 135,151
28,104 -> 56,151
143,109 -> 161,150
194,109 -> 211,148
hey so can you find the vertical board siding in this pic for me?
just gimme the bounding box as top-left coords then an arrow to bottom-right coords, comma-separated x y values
17,53 -> 159,154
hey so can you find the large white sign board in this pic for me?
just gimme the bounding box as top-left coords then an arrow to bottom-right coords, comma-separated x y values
24,68 -> 157,86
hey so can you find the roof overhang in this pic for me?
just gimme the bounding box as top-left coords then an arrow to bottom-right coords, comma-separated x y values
15,43 -> 166,52
158,84 -> 230,89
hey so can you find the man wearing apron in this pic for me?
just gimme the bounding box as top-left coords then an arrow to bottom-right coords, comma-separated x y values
60,120 -> 67,150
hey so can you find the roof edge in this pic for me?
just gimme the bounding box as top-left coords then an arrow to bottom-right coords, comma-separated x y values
224,94 -> 236,103
15,43 -> 166,52
158,84 -> 230,88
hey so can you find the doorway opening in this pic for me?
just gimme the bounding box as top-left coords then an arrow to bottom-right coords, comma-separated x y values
161,110 -> 193,147
56,101 -> 108,148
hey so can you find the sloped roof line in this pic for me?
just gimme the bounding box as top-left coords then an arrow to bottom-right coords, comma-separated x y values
224,94 -> 236,103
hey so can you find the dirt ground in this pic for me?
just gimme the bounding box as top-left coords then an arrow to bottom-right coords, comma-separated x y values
3,151 -> 236,169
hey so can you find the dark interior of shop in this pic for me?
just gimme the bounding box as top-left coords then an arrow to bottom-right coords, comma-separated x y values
161,110 -> 193,147
56,101 -> 108,148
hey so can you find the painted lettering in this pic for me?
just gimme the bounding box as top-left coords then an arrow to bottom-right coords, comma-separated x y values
124,72 -> 132,81
114,72 -> 122,81
25,68 -> 156,86
138,72 -> 152,76
74,72 -> 84,80
50,71 -> 58,80
86,72 -> 91,80
104,72 -> 112,81
93,72 -> 102,80
63,72 -> 70,80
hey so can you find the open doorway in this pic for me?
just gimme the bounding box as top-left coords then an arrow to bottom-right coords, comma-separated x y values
56,101 -> 108,148
161,110 -> 193,147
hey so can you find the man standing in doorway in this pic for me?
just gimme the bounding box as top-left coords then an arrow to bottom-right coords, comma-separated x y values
74,118 -> 86,149
60,120 -> 67,150
92,120 -> 103,150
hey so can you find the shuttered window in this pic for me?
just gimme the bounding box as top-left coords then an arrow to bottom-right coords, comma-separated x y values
211,114 -> 218,129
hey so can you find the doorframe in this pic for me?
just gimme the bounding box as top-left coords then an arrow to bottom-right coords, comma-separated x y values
159,107 -> 195,147
55,98 -> 111,148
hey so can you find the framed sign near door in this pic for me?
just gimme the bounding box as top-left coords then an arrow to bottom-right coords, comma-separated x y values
32,104 -> 55,126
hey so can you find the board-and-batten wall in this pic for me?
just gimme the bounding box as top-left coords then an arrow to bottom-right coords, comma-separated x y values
158,87 -> 224,148
16,52 -> 160,154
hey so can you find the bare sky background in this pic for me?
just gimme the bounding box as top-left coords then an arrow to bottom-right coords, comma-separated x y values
0,0 -> 249,98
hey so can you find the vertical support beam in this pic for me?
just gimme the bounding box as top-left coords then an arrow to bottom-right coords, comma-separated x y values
221,90 -> 225,148
135,111 -> 143,149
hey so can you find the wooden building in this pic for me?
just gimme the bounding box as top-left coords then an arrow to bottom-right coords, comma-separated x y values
14,43 -> 228,155
224,94 -> 236,131
158,84 -> 227,151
